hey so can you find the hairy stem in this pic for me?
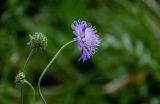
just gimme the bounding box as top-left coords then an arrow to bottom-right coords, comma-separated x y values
21,49 -> 34,104
24,80 -> 35,104
38,40 -> 76,104
23,49 -> 34,74
21,86 -> 23,104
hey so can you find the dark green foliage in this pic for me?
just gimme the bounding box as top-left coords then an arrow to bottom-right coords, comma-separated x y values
1,0 -> 160,104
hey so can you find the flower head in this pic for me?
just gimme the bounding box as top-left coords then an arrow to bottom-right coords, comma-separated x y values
28,32 -> 47,51
15,72 -> 25,87
71,20 -> 100,62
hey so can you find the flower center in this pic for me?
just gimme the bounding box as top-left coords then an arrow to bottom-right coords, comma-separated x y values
79,30 -> 93,55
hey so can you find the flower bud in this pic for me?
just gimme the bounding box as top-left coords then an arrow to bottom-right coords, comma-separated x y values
15,72 -> 25,87
28,32 -> 47,51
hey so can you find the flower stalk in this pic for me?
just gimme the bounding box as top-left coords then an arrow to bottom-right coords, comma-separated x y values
24,80 -> 35,104
20,49 -> 34,104
23,49 -> 34,74
38,40 -> 76,104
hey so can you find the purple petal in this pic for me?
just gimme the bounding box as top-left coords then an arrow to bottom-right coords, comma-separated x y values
71,21 -> 78,30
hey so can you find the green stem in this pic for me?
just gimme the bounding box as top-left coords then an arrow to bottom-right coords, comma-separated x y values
21,49 -> 34,104
21,86 -> 23,104
23,49 -> 34,74
24,80 -> 35,104
38,40 -> 76,104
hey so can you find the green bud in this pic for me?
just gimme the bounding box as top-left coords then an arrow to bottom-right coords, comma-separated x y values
15,72 -> 25,87
28,32 -> 47,51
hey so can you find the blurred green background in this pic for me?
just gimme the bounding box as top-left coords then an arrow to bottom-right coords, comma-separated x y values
1,0 -> 160,104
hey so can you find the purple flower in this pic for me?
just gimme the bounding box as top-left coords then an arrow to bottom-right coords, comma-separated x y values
71,20 -> 100,62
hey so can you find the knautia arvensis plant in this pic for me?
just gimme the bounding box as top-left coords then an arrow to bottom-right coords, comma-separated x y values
38,20 -> 100,104
15,32 -> 47,104
15,20 -> 100,104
